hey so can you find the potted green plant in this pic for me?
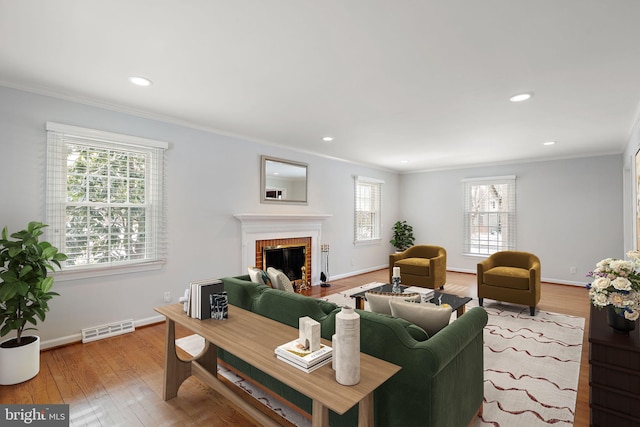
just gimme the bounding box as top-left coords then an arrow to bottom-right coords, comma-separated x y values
390,220 -> 415,252
0,221 -> 66,384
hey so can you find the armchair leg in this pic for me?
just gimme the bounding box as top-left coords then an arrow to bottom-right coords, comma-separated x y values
478,298 -> 483,306
529,306 -> 535,316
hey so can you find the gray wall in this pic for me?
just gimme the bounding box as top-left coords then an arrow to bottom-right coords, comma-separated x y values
399,155 -> 624,285
0,84 -> 629,347
0,86 -> 400,347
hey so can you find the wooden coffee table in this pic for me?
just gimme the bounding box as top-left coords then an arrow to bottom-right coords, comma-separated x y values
155,304 -> 401,427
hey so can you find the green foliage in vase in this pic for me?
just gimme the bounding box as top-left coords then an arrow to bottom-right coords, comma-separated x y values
0,222 -> 67,345
390,220 -> 415,252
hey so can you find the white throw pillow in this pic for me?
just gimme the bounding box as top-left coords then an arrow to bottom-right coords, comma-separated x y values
389,299 -> 452,336
266,267 -> 295,293
248,266 -> 269,285
266,267 -> 280,289
364,291 -> 421,315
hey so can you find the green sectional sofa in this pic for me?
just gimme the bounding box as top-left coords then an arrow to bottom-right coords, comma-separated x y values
220,275 -> 488,427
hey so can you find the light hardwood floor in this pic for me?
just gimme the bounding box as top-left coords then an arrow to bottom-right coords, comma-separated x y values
0,270 -> 590,426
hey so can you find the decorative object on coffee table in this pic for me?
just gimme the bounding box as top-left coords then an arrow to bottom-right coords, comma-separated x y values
586,251 -> 640,334
333,306 -> 360,386
391,266 -> 402,293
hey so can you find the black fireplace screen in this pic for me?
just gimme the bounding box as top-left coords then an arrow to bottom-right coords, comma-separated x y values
263,245 -> 306,281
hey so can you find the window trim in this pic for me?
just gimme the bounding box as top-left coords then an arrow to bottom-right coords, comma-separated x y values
462,175 -> 516,256
354,175 -> 384,245
46,122 -> 168,280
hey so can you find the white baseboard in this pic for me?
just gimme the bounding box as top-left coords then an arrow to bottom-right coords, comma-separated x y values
311,264 -> 388,286
312,266 -> 587,288
41,314 -> 166,350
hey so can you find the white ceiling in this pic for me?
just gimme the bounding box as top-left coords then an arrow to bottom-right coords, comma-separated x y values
2,0 -> 640,172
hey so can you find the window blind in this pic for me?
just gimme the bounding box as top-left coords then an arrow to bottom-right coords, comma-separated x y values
354,176 -> 384,244
46,122 -> 168,273
463,175 -> 516,255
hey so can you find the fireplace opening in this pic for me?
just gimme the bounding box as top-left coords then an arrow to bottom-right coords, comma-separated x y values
263,245 -> 306,282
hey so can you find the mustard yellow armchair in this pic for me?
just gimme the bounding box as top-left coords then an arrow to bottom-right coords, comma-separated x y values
477,251 -> 541,316
389,245 -> 447,289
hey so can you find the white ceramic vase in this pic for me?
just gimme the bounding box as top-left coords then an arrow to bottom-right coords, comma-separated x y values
334,307 -> 360,386
0,335 -> 41,385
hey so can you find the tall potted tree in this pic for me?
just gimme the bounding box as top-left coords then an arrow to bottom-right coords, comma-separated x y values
0,221 -> 66,384
390,220 -> 415,252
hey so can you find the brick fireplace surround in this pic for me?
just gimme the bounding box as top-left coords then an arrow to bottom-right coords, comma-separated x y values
234,213 -> 331,286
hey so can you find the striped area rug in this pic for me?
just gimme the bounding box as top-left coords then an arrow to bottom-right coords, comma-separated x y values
469,300 -> 584,427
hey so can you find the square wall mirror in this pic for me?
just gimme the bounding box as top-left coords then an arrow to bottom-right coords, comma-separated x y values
261,155 -> 308,204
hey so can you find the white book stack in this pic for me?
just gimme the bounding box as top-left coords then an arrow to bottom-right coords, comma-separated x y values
403,286 -> 435,302
275,339 -> 332,373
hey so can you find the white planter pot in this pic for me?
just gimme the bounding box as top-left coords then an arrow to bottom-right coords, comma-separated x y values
0,335 -> 40,385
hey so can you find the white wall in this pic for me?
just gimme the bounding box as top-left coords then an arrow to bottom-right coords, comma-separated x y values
0,86 -> 400,347
399,155 -> 624,285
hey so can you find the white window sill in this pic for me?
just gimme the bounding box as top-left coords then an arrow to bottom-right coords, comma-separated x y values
52,260 -> 166,282
462,252 -> 492,259
354,238 -> 382,246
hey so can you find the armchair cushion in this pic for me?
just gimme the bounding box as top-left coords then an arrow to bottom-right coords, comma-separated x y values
365,291 -> 421,315
483,266 -> 530,290
389,300 -> 452,337
394,258 -> 430,276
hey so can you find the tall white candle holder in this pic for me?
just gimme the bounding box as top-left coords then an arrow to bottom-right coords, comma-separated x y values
392,266 -> 402,293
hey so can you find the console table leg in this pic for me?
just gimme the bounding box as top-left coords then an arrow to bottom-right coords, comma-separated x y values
162,318 -> 192,400
358,393 -> 374,427
311,399 -> 329,427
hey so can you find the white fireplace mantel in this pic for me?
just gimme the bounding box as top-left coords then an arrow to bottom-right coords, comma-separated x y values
234,213 -> 332,285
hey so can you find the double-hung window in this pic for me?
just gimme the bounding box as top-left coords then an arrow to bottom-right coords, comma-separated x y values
46,122 -> 168,276
463,175 -> 516,255
354,176 -> 383,244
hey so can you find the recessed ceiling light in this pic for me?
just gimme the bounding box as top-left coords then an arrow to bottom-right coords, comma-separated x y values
129,76 -> 152,87
509,92 -> 533,102
400,160 -> 409,164
322,136 -> 334,142
543,141 -> 556,146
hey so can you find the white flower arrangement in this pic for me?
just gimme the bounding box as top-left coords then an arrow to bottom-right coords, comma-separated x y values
586,251 -> 640,321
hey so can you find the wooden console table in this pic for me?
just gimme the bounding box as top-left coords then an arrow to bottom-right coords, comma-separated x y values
588,306 -> 640,426
155,304 -> 401,427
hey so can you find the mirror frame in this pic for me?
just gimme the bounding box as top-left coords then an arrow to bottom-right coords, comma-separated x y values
260,155 -> 308,204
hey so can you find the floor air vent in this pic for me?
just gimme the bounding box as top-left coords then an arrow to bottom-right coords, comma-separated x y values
82,319 -> 135,343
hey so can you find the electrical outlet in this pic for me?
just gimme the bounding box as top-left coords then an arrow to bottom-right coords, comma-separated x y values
570,267 -> 577,274
163,291 -> 171,303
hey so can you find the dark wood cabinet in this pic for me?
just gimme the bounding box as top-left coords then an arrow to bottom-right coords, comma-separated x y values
589,306 -> 640,426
